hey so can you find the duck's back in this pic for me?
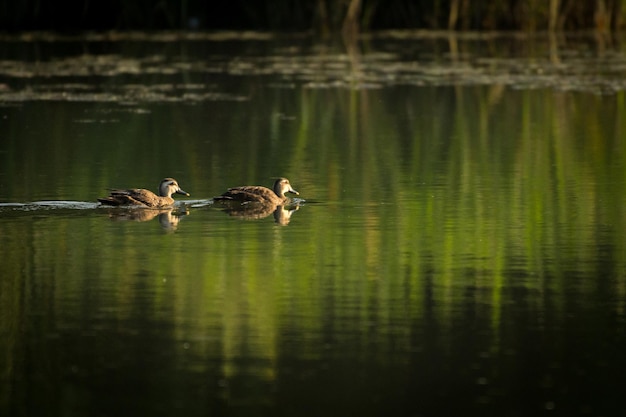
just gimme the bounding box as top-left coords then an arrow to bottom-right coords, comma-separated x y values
98,188 -> 173,208
216,186 -> 281,204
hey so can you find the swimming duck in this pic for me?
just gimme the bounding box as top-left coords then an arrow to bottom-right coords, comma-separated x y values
214,177 -> 299,205
97,178 -> 189,208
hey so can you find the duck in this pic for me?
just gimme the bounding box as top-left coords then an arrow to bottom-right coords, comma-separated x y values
97,178 -> 189,208
214,177 -> 299,205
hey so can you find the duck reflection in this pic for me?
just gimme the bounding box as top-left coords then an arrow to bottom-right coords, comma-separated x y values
219,202 -> 299,225
103,207 -> 189,231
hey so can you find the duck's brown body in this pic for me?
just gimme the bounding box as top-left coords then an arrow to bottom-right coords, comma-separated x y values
98,178 -> 189,208
214,178 -> 298,205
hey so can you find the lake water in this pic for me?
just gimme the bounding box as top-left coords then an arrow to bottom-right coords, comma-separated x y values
1,31 -> 626,417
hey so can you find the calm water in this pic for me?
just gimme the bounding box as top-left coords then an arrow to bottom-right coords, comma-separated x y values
1,32 -> 626,417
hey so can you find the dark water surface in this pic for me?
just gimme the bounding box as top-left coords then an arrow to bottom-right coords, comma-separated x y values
1,32 -> 626,417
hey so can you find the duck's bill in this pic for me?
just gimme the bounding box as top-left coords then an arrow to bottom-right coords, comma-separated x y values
176,189 -> 190,196
289,188 -> 299,196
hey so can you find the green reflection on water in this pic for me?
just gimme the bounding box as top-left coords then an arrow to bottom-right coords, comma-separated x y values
1,66 -> 626,415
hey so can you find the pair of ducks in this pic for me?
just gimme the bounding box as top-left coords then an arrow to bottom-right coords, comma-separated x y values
97,177 -> 299,208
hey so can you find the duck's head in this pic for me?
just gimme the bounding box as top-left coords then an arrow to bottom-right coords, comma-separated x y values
159,178 -> 190,198
273,177 -> 299,198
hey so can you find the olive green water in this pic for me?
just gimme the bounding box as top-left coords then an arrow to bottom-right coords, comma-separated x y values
1,32 -> 626,417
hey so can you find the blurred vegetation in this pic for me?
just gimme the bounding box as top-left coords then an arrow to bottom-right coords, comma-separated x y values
1,0 -> 625,33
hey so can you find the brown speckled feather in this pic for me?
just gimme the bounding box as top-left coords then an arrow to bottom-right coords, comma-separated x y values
98,178 -> 189,208
214,178 -> 299,205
